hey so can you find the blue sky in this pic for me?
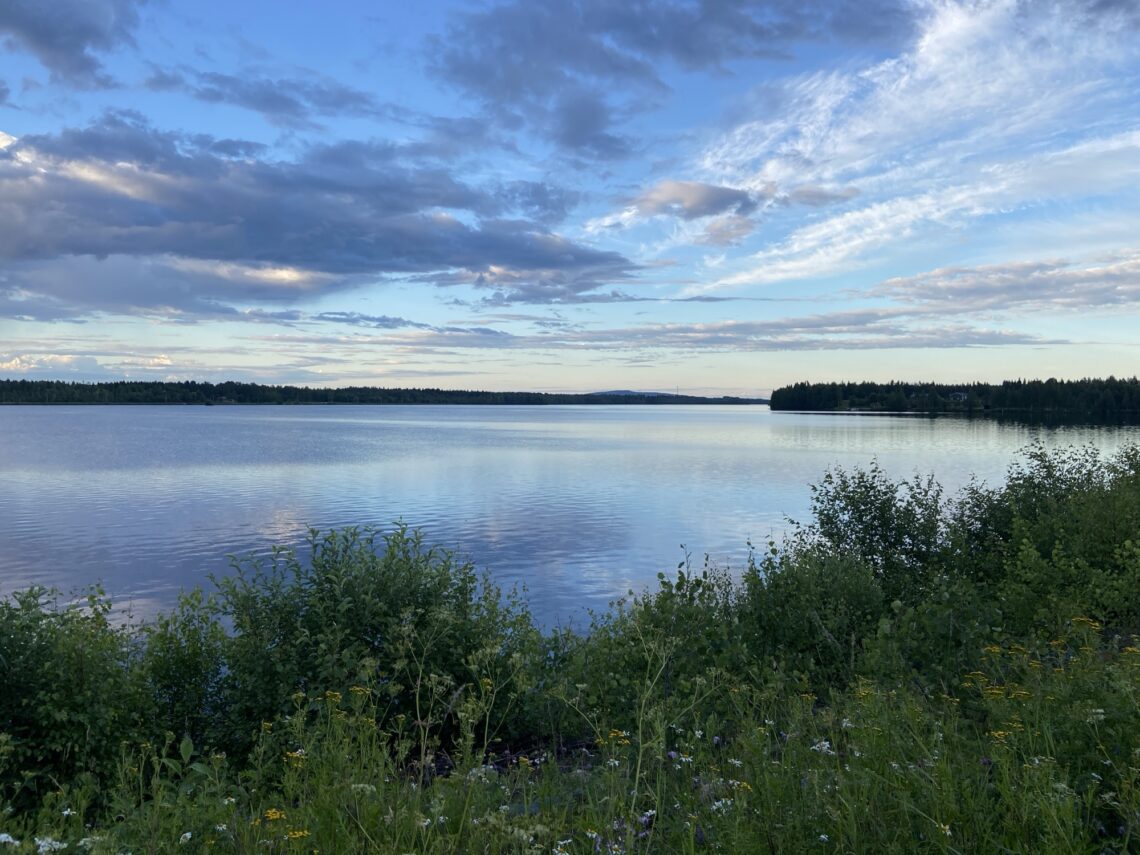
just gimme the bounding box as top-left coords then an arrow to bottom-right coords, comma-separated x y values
1,0 -> 1138,395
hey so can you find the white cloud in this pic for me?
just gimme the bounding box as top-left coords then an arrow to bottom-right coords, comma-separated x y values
684,0 -> 1140,291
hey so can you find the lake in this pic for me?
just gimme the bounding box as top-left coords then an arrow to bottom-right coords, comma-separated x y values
2,404 -> 1138,627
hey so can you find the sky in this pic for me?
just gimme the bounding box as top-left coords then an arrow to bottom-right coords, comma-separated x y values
1,0 -> 1138,396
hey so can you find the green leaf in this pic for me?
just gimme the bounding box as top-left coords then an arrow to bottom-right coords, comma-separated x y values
179,734 -> 193,765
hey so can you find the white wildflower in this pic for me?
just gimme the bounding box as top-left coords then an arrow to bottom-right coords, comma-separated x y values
711,798 -> 733,813
35,839 -> 68,854
810,739 -> 835,755
179,832 -> 192,845
0,834 -> 19,846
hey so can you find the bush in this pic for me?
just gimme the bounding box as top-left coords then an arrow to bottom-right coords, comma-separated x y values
0,588 -> 143,810
213,525 -> 541,759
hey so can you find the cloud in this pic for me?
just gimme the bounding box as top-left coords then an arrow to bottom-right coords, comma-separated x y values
428,0 -> 916,157
145,68 -> 386,129
872,252 -> 1140,312
634,180 -> 756,220
0,352 -> 122,379
0,0 -> 146,87
354,310 -> 1057,355
687,0 -> 1140,293
698,215 -> 756,246
0,113 -> 635,317
312,312 -> 433,330
784,184 -> 859,206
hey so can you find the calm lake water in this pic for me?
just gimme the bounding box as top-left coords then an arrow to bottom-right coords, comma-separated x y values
2,405 -> 1139,626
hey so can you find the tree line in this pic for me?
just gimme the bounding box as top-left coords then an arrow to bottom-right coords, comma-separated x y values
0,379 -> 764,406
769,376 -> 1140,418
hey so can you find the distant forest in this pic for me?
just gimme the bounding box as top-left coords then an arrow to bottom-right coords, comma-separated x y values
0,379 -> 765,406
769,377 -> 1140,418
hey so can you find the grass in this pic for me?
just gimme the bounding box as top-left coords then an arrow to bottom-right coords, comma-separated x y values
1,443 -> 1138,853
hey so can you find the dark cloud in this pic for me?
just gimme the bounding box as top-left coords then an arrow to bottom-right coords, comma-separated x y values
496,181 -> 582,224
145,68 -> 385,129
550,88 -> 633,160
0,0 -> 146,88
0,113 -> 636,317
313,312 -> 432,330
428,0 -> 916,157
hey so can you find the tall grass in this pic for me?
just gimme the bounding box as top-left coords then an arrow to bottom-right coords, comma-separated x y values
1,443 -> 1138,853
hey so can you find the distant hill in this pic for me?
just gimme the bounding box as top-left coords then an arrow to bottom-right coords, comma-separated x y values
0,379 -> 769,406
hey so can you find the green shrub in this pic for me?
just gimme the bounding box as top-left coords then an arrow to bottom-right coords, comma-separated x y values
0,588 -> 143,810
743,546 -> 884,691
213,525 -> 541,760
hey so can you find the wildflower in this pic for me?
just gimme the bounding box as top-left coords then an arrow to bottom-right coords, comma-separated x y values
351,782 -> 378,794
264,808 -> 287,822
222,796 -> 236,806
214,824 -> 227,833
437,816 -> 448,825
810,739 -> 835,755
419,818 -> 431,828
937,822 -> 951,837
325,690 -> 342,703
819,834 -> 829,842
606,758 -> 621,768
35,839 -> 67,854
61,808 -> 76,817
728,757 -> 743,767
711,798 -> 733,813
0,834 -> 19,846
286,829 -> 310,840
694,729 -> 704,739
75,838 -> 102,850
1087,709 -> 1106,723
585,829 -> 599,840
349,685 -> 370,695
179,832 -> 192,845
730,779 -> 753,792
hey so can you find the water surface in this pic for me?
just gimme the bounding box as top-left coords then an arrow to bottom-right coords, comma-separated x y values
2,405 -> 1137,626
